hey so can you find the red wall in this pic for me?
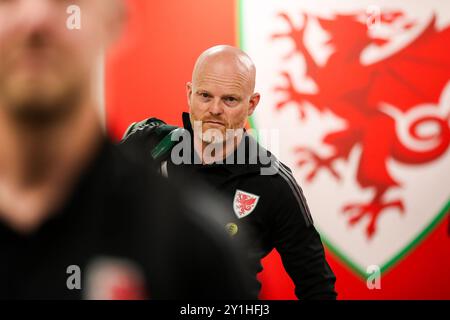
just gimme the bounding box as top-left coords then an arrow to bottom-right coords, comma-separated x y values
106,0 -> 450,299
106,0 -> 237,138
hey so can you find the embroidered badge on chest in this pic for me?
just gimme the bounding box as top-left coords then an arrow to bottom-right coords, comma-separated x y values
233,189 -> 260,219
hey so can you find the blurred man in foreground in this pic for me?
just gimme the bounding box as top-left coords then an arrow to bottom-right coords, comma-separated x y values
0,0 -> 255,299
121,45 -> 337,299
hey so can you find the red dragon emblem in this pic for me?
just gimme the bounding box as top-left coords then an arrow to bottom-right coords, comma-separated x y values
233,190 -> 260,218
272,11 -> 450,238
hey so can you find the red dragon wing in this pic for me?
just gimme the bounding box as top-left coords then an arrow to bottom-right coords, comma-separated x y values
367,15 -> 450,112
244,198 -> 257,206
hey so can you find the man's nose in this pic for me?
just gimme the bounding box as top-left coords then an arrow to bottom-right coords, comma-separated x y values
16,0 -> 58,36
209,98 -> 224,116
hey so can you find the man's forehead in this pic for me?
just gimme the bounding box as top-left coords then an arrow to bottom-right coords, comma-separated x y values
196,55 -> 250,75
195,72 -> 249,94
194,62 -> 252,90
192,48 -> 256,94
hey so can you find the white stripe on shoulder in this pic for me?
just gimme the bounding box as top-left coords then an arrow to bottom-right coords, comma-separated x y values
121,122 -> 137,141
275,160 -> 314,226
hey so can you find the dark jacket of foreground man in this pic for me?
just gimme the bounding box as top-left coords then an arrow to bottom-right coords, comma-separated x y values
0,140 -> 257,299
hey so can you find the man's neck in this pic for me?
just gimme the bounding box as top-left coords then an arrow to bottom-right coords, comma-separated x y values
0,102 -> 103,234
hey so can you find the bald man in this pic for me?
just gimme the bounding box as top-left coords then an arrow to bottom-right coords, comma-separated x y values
121,45 -> 337,299
0,2 -> 255,299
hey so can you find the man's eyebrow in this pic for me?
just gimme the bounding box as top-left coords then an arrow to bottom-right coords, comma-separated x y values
221,94 -> 241,100
196,89 -> 211,94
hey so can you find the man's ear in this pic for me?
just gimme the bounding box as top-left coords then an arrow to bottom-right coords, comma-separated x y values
248,93 -> 260,116
186,82 -> 193,107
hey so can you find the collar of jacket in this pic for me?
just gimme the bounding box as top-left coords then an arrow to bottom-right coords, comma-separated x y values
181,112 -> 275,177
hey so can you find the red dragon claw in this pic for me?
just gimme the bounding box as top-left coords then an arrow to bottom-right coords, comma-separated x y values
295,147 -> 340,182
342,199 -> 405,238
274,72 -> 312,119
271,12 -> 308,59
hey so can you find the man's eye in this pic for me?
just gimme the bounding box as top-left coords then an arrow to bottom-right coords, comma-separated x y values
224,97 -> 239,106
199,92 -> 210,99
